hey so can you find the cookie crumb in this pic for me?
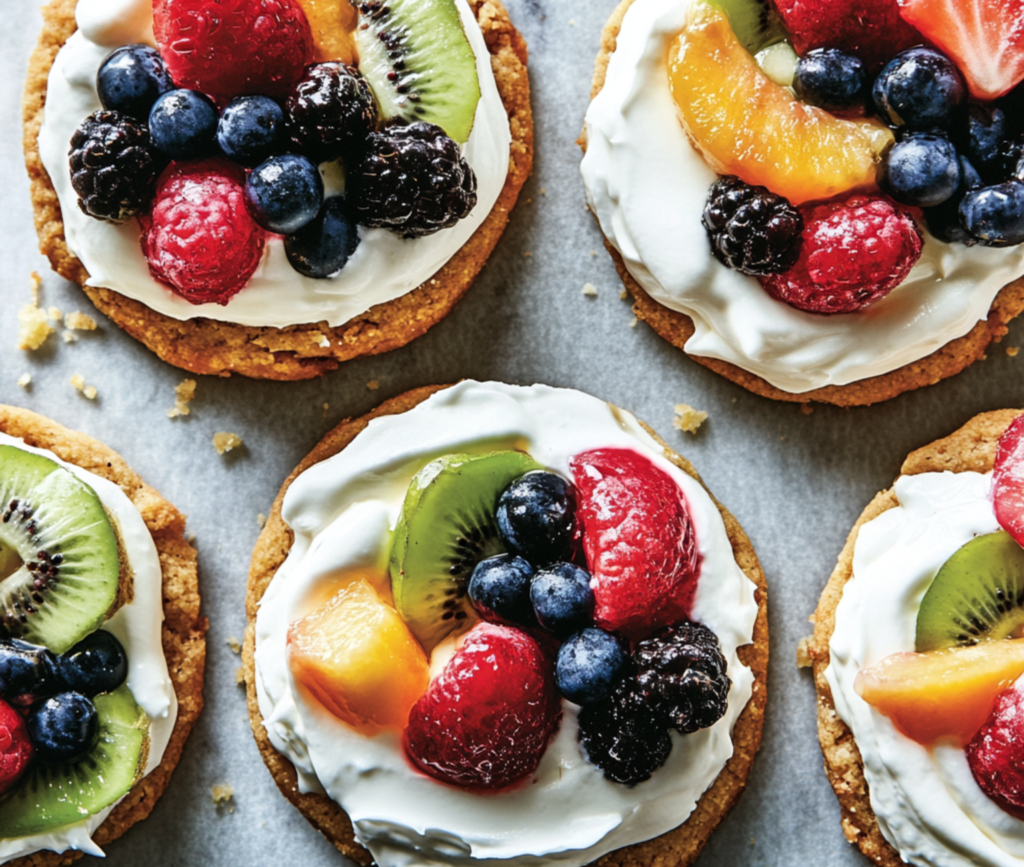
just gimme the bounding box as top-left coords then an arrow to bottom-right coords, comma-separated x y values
29,271 -> 41,305
800,403 -> 814,415
18,304 -> 54,351
1007,346 -> 1020,357
17,374 -> 31,390
167,379 -> 198,418
236,666 -> 246,685
780,435 -> 787,441
673,404 -> 707,434
582,283 -> 598,298
523,251 -> 532,257
367,379 -> 380,391
213,432 -> 244,455
590,250 -> 596,257
257,513 -> 266,529
227,636 -> 242,654
620,289 -> 629,300
212,784 -> 235,813
47,306 -> 62,322
70,374 -> 97,400
62,331 -> 77,344
629,316 -> 638,328
796,636 -> 813,669
83,385 -> 98,400
64,311 -> 98,331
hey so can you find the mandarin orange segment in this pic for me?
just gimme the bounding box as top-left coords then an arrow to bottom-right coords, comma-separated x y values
296,0 -> 358,65
854,639 -> 1024,746
667,1 -> 894,205
288,578 -> 429,734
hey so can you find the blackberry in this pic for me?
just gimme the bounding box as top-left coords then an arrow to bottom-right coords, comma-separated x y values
577,678 -> 672,786
69,110 -> 159,224
702,177 -> 803,275
286,63 -> 378,163
353,122 -> 477,238
634,621 -> 730,735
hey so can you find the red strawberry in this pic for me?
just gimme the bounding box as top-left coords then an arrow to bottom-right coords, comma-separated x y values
992,414 -> 1024,548
0,699 -> 33,796
966,680 -> 1024,819
899,0 -> 1024,100
775,0 -> 925,73
569,448 -> 700,642
403,623 -> 561,790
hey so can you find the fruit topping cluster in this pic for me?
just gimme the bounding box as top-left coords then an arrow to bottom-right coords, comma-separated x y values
287,446 -> 733,792
67,0 -> 482,306
678,0 -> 1024,316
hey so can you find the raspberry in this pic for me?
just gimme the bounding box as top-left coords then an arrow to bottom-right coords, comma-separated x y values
153,0 -> 314,98
966,682 -> 1024,818
141,159 -> 266,305
403,623 -> 561,791
0,698 -> 33,797
569,449 -> 700,642
760,195 -> 923,315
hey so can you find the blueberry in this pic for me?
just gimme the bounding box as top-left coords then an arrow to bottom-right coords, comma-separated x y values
882,133 -> 962,207
923,155 -> 982,246
873,47 -> 966,132
555,629 -> 631,706
0,638 -> 59,706
149,89 -> 218,160
964,105 -> 1010,183
245,154 -> 324,234
27,692 -> 99,764
58,631 -> 128,698
793,49 -> 867,112
468,554 -> 536,627
96,45 -> 172,121
285,196 -> 360,278
217,96 -> 287,168
531,562 -> 594,637
496,471 -> 578,565
960,181 -> 1024,247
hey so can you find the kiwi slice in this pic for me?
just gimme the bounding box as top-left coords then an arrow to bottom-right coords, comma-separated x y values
916,531 -> 1024,652
0,685 -> 148,838
0,445 -> 121,654
390,451 -> 542,652
709,0 -> 788,54
354,0 -> 482,144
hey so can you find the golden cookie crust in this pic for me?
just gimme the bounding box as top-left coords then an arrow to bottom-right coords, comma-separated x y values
581,0 -> 1024,408
808,409 -> 1024,865
0,406 -> 207,867
243,383 -> 769,867
23,0 -> 532,381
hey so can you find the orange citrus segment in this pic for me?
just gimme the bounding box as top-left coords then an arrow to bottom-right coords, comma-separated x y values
854,639 -> 1024,746
288,578 -> 429,735
296,0 -> 358,65
668,0 -> 894,204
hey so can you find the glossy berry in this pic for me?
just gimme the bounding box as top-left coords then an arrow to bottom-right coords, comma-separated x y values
0,699 -> 33,796
96,45 -> 173,121
217,96 -> 286,168
966,682 -> 1024,818
496,471 -> 578,566
404,622 -> 561,790
793,49 -> 867,112
58,631 -> 128,698
965,106 -> 1014,184
923,156 -> 982,246
555,628 -> 631,706
882,134 -> 962,208
960,181 -> 1024,247
467,554 -> 536,628
285,196 -> 360,279
993,414 -> 1024,548
634,622 -> 730,735
285,63 -> 378,162
0,638 -> 60,707
245,154 -> 323,234
530,562 -> 594,638
27,692 -> 99,764
872,47 -> 967,132
149,89 -> 218,160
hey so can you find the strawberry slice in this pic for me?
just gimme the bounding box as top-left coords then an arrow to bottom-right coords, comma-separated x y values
570,449 -> 701,641
898,0 -> 1024,100
993,413 -> 1024,547
966,679 -> 1024,819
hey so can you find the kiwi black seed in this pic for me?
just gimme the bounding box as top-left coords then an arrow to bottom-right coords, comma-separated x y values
711,0 -> 788,54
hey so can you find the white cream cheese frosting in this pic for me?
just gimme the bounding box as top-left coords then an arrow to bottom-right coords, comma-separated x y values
253,381 -> 760,867
36,0 -> 512,329
826,470 -> 1024,867
0,433 -> 177,865
581,0 -> 1024,394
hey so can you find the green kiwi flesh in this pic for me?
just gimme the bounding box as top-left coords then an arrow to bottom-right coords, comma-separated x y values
390,451 -> 542,652
916,531 -> 1024,652
0,685 -> 147,838
354,0 -> 482,144
0,445 -> 120,655
709,0 -> 788,54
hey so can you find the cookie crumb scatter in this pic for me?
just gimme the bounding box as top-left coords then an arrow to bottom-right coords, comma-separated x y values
796,636 -> 813,668
18,303 -> 54,351
17,374 -> 31,389
582,283 -> 598,298
70,374 -> 98,399
212,784 -> 235,812
64,311 -> 97,331
47,307 -> 62,322
1008,346 -> 1020,357
213,432 -> 243,455
227,636 -> 242,654
257,513 -> 266,528
367,379 -> 380,391
629,316 -> 638,328
167,379 -> 197,418
673,403 -> 707,434
62,331 -> 77,344
801,403 -> 814,415
236,667 -> 246,685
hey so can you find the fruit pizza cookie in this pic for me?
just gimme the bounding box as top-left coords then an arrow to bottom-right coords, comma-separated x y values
808,409 -> 1024,866
243,381 -> 768,867
0,406 -> 205,866
24,0 -> 531,379
581,0 -> 1024,406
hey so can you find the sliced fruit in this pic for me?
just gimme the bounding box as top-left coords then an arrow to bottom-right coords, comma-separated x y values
0,685 -> 147,837
898,0 -> 1024,101
668,0 -> 894,205
755,41 -> 799,88
710,0 -> 786,54
966,680 -> 1024,819
0,445 -> 121,655
296,0 -> 358,65
916,532 -> 1024,652
354,0 -> 481,144
288,578 -> 429,734
993,414 -> 1024,548
389,451 -> 542,653
854,639 -> 1024,746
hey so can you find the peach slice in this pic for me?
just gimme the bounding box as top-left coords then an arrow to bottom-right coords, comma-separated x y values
288,578 -> 429,734
296,0 -> 358,65
855,639 -> 1024,746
